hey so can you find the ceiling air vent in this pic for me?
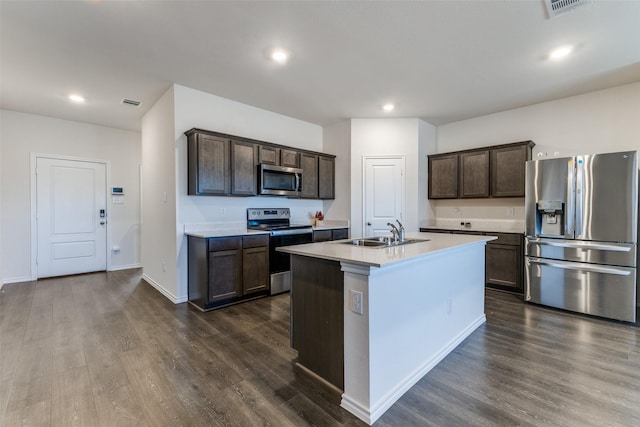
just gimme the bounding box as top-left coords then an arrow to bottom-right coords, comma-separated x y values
544,0 -> 589,17
121,98 -> 141,107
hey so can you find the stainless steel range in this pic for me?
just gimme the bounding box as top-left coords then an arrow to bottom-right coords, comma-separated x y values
247,208 -> 313,294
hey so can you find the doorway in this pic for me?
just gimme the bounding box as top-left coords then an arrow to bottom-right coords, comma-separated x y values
33,156 -> 108,278
363,156 -> 405,236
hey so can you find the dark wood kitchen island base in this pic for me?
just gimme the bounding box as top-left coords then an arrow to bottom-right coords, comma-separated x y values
290,255 -> 344,390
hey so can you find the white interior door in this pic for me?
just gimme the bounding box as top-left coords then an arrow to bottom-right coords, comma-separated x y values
363,157 -> 404,237
36,157 -> 107,278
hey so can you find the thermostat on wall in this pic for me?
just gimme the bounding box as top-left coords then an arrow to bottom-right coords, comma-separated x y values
111,186 -> 125,195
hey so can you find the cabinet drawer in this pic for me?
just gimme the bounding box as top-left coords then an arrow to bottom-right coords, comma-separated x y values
313,230 -> 332,242
332,228 -> 348,240
243,234 -> 269,248
484,232 -> 521,246
208,237 -> 242,252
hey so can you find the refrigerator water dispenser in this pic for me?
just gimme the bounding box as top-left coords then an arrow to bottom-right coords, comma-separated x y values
537,200 -> 564,236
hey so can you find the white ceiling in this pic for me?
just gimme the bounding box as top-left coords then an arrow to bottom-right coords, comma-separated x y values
2,1 -> 640,132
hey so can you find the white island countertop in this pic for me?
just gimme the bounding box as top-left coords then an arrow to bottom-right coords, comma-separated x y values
277,231 -> 494,268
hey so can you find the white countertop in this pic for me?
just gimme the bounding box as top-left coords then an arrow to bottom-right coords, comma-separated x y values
312,225 -> 349,231
277,232 -> 494,268
185,229 -> 270,238
421,219 -> 525,234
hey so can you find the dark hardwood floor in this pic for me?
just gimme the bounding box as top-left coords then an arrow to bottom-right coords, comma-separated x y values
1,269 -> 639,426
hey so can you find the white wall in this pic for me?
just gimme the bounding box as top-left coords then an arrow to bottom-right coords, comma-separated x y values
322,120 -> 351,222
1,110 -> 141,284
350,118 -> 436,238
433,82 -> 640,223
140,87 -> 179,301
139,84 -> 325,302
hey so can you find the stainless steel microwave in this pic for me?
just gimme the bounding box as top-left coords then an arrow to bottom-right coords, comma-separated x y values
258,164 -> 302,196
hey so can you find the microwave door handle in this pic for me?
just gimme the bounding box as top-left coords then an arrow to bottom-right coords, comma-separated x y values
295,173 -> 301,192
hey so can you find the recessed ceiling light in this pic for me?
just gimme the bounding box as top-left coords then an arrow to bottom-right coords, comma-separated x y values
68,94 -> 85,103
549,45 -> 573,60
270,49 -> 290,64
382,103 -> 395,112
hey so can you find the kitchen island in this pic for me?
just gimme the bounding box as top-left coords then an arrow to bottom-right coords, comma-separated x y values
278,232 -> 494,425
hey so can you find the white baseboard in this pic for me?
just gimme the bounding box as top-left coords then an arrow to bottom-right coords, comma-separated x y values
342,314 -> 487,425
2,276 -> 34,286
141,274 -> 188,304
109,263 -> 142,272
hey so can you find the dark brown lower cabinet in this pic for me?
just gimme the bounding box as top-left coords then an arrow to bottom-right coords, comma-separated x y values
188,234 -> 270,310
242,246 -> 269,294
420,228 -> 524,294
312,227 -> 349,242
484,233 -> 523,293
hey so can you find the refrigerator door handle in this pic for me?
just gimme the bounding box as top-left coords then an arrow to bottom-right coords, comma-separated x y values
527,258 -> 631,276
566,158 -> 575,237
530,239 -> 632,252
575,156 -> 584,236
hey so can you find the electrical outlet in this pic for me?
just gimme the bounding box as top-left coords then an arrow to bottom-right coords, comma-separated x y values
507,208 -> 515,217
349,290 -> 363,315
162,261 -> 166,272
447,298 -> 452,315
220,208 -> 226,216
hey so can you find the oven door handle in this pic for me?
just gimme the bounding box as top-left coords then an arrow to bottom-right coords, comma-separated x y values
270,228 -> 313,237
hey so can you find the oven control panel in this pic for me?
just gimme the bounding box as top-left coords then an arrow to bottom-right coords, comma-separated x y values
247,208 -> 290,220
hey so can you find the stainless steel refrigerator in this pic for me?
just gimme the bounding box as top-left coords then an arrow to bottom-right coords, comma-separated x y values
525,151 -> 639,322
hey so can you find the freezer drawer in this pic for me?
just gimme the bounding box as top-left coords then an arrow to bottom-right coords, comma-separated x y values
526,238 -> 636,268
525,256 -> 636,322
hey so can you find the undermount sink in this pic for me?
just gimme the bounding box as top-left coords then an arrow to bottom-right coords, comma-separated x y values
338,237 -> 430,248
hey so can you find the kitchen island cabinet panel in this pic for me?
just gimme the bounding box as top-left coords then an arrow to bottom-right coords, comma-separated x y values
291,255 -> 344,389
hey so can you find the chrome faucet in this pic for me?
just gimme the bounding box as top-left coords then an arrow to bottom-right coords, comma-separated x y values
396,220 -> 406,242
387,222 -> 400,244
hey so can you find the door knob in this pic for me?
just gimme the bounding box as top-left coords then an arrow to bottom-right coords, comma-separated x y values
367,222 -> 372,226
100,221 -> 106,225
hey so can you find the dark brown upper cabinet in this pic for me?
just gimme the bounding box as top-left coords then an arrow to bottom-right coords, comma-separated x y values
258,145 -> 280,165
281,149 -> 300,168
318,155 -> 335,200
428,153 -> 459,199
428,141 -> 534,200
300,153 -> 319,198
185,128 -> 335,199
491,143 -> 531,197
230,140 -> 257,196
460,150 -> 490,198
187,132 -> 230,195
